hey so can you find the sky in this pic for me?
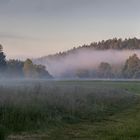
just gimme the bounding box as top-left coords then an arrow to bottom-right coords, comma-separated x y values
0,0 -> 140,59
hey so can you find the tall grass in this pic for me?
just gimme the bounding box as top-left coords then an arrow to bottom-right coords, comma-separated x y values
0,80 -> 139,138
0,125 -> 8,140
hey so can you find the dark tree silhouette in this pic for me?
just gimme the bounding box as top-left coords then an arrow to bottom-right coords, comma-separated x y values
7,59 -> 24,77
0,44 -> 7,72
98,62 -> 112,78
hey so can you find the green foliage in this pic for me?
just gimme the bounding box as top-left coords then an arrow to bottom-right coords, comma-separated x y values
122,54 -> 140,78
23,59 -> 52,79
23,59 -> 36,78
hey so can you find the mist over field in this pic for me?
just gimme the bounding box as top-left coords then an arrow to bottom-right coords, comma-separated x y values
1,0 -> 140,139
35,49 -> 140,77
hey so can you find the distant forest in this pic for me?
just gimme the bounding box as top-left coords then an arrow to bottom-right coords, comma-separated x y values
46,38 -> 140,59
36,38 -> 140,79
1,38 -> 140,79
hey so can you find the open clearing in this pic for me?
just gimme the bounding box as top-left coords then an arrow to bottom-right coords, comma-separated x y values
0,80 -> 140,140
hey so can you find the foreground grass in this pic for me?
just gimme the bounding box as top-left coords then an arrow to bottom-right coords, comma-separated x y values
0,80 -> 140,139
8,103 -> 140,140
46,104 -> 140,140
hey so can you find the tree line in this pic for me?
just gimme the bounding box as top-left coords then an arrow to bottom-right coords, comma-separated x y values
76,54 -> 140,79
1,42 -> 140,79
36,38 -> 140,79
45,38 -> 140,59
0,45 -> 52,79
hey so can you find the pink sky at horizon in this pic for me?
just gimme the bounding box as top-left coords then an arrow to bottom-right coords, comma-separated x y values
0,0 -> 140,59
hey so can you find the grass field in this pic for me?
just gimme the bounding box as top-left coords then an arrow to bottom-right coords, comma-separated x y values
0,80 -> 140,140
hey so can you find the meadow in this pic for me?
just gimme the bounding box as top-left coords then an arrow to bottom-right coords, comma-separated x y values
0,80 -> 140,140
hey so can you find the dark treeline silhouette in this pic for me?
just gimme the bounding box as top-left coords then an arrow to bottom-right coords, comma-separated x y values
44,38 -> 140,59
0,45 -> 53,79
0,45 -> 7,74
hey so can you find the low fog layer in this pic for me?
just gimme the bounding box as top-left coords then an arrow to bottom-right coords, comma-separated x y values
35,49 -> 140,77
